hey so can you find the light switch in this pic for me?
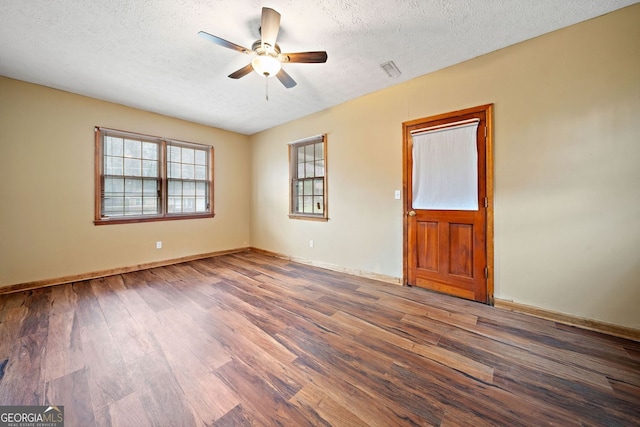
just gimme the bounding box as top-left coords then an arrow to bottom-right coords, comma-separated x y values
394,190 -> 401,200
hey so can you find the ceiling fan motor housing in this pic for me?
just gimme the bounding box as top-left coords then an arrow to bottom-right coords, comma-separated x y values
252,40 -> 281,58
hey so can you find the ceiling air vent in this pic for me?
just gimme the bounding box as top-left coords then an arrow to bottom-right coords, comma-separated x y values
380,60 -> 401,78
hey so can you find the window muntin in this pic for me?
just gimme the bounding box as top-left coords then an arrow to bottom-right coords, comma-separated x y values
95,127 -> 213,224
289,135 -> 327,220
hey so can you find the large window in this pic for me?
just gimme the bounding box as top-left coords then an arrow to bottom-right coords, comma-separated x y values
289,134 -> 327,220
95,127 -> 213,224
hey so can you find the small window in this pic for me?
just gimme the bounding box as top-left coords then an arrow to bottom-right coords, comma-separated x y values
289,134 -> 327,220
95,127 -> 213,225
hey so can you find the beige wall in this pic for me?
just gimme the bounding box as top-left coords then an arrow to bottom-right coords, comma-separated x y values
0,77 -> 251,286
250,5 -> 640,329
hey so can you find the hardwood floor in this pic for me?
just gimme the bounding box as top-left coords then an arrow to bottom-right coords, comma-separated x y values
0,252 -> 638,426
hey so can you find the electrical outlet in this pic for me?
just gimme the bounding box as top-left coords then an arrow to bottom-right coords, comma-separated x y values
156,241 -> 162,249
309,240 -> 314,248
394,190 -> 401,200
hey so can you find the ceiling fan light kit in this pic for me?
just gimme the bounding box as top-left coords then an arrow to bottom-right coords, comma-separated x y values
199,7 -> 328,98
252,55 -> 281,77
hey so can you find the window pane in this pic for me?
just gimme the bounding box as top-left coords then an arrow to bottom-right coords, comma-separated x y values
303,179 -> 313,196
125,197 -> 142,215
296,196 -> 303,213
183,181 -> 195,196
103,197 -> 115,215
303,196 -> 313,213
142,142 -> 158,160
182,164 -> 195,179
168,180 -> 182,196
105,156 -> 123,175
305,162 -> 315,178
124,139 -> 141,158
298,163 -> 305,179
168,197 -> 179,213
143,179 -> 157,195
168,145 -> 181,162
297,147 -> 305,164
106,136 -> 123,156
315,160 -> 324,177
294,181 -> 303,198
195,165 -> 207,180
124,158 -> 141,176
104,177 -> 124,193
183,197 -> 195,213
411,124 -> 479,210
314,142 -> 324,160
143,197 -> 159,214
194,150 -> 206,165
169,162 -> 181,178
195,182 -> 206,196
196,198 -> 206,211
142,160 -> 157,177
125,178 -> 143,195
182,148 -> 194,164
314,197 -> 324,214
103,196 -> 125,216
305,144 -> 314,162
314,179 -> 323,196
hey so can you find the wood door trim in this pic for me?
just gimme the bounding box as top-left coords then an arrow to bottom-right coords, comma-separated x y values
402,104 -> 494,304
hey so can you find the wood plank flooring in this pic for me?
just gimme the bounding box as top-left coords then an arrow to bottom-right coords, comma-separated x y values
0,252 -> 638,426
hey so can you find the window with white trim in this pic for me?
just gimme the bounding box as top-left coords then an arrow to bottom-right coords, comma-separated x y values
289,134 -> 327,220
95,127 -> 213,224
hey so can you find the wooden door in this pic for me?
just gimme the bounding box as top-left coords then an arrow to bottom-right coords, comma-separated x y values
403,105 -> 493,304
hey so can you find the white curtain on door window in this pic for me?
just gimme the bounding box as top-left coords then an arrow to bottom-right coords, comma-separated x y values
412,121 -> 479,210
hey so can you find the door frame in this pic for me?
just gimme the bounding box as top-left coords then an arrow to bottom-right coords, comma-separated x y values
402,104 -> 494,304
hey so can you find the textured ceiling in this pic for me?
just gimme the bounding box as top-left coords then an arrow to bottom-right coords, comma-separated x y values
0,1 -> 636,135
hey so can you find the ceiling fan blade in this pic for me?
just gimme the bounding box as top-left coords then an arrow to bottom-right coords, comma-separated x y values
228,63 -> 254,79
260,7 -> 281,49
198,31 -> 251,54
280,51 -> 328,63
276,68 -> 297,88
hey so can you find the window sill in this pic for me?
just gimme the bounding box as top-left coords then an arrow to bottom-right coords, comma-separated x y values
288,214 -> 329,222
94,212 -> 214,225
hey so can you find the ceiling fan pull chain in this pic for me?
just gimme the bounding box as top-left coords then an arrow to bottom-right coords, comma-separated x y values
265,77 -> 269,101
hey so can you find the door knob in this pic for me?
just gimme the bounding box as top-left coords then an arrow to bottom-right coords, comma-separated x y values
408,210 -> 416,217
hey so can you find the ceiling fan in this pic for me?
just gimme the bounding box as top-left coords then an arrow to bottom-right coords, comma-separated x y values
198,7 -> 328,91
